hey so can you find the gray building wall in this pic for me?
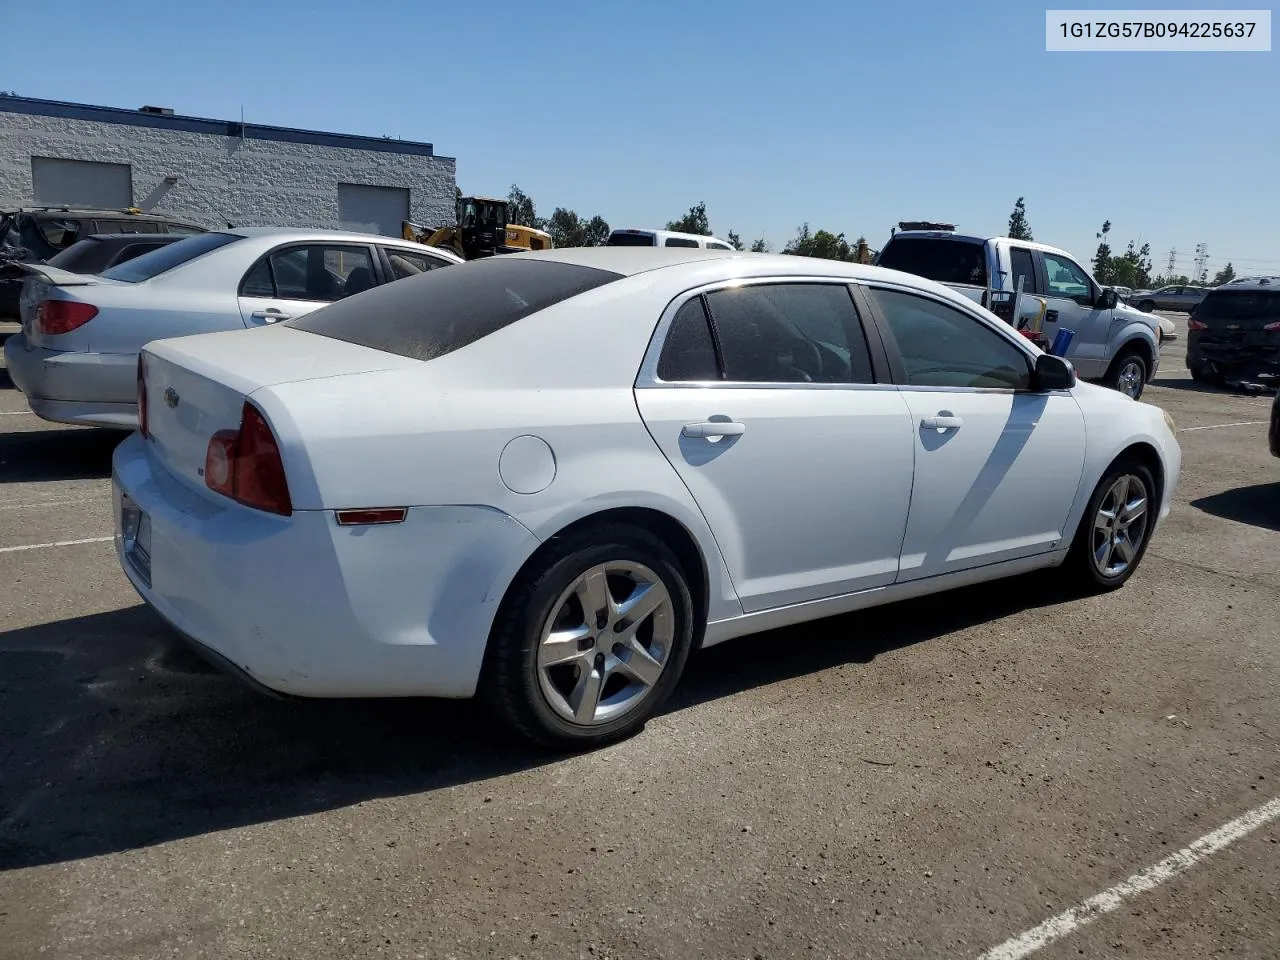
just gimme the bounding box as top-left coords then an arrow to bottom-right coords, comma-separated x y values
0,98 -> 456,235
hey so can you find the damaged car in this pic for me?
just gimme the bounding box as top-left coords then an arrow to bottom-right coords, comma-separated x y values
1187,277 -> 1280,387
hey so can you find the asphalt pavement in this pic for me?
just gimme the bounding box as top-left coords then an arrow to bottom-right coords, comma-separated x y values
1,317 -> 1276,960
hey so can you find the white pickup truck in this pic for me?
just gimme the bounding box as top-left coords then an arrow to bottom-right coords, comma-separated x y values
875,224 -> 1161,400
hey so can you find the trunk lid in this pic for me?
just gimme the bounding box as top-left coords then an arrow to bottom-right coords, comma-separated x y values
141,325 -> 421,495
17,263 -> 101,349
1193,289 -> 1280,351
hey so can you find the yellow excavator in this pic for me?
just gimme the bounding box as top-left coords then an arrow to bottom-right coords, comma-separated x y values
402,195 -> 552,260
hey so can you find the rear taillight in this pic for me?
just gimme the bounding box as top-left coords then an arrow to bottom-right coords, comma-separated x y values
204,402 -> 292,516
137,354 -> 149,438
1264,321 -> 1280,332
1187,317 -> 1207,331
37,299 -> 98,335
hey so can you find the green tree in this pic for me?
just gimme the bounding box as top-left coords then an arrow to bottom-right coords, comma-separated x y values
749,237 -> 769,253
546,208 -> 587,248
1212,262 -> 1236,285
1007,197 -> 1033,241
583,214 -> 611,247
666,202 -> 711,236
507,184 -> 540,228
1093,220 -> 1114,285
782,223 -> 857,261
726,230 -> 745,251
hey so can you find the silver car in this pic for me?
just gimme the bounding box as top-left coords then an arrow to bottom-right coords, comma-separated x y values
4,228 -> 463,428
1131,284 -> 1208,313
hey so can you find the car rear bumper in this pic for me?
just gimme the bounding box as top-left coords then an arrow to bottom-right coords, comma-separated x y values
1187,333 -> 1280,379
111,433 -> 541,699
4,334 -> 139,427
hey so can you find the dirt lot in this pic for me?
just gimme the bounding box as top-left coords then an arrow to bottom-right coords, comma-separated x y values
1,317 -> 1277,960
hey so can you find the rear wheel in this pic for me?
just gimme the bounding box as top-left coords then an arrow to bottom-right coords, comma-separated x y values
1138,299 -> 1155,313
1103,348 -> 1148,400
1189,359 -> 1224,387
482,524 -> 694,748
1065,458 -> 1157,592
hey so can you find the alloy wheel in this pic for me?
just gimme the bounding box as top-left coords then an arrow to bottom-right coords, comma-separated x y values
1091,474 -> 1150,578
1116,359 -> 1145,398
536,561 -> 676,726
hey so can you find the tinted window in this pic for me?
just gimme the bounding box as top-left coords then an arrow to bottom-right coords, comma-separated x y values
877,237 -> 988,286
165,223 -> 206,236
47,238 -> 105,270
705,283 -> 874,384
36,218 -> 85,250
241,259 -> 274,297
706,242 -> 732,251
657,298 -> 720,382
242,245 -> 376,301
384,248 -> 450,280
664,237 -> 699,248
288,257 -> 622,361
870,288 -> 1031,390
1043,253 -> 1092,300
606,232 -> 656,247
1009,247 -> 1038,294
102,232 -> 241,282
1195,289 -> 1280,325
108,241 -> 170,267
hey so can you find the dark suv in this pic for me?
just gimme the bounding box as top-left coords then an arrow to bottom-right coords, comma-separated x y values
1187,277 -> 1280,387
0,207 -> 206,320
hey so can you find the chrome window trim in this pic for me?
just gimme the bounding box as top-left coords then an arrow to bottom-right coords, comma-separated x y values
635,275 -> 896,392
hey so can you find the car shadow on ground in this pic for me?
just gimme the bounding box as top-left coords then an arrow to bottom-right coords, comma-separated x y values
0,572 -> 1079,871
0,428 -> 123,484
1152,376 -> 1277,397
1191,482 -> 1280,533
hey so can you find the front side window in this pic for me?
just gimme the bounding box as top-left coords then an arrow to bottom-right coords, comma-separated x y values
703,283 -> 874,384
1043,253 -> 1093,301
869,287 -> 1031,390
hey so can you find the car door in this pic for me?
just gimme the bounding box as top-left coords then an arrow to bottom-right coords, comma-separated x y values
237,242 -> 378,327
1038,250 -> 1115,377
863,285 -> 1086,581
633,280 -> 916,613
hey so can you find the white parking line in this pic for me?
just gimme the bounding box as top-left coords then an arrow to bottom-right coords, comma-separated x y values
978,794 -> 1280,960
0,496 -> 110,511
1179,420 -> 1267,432
0,535 -> 113,554
0,410 -> 34,415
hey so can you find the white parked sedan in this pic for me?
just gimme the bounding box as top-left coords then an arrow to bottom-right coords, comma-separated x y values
4,227 -> 463,429
113,249 -> 1181,747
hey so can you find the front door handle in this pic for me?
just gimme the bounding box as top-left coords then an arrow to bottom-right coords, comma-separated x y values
921,415 -> 963,431
1045,309 -> 1059,323
682,420 -> 746,439
251,308 -> 291,323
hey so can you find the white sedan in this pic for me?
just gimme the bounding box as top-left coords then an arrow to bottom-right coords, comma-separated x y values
4,227 -> 463,429
113,249 -> 1182,747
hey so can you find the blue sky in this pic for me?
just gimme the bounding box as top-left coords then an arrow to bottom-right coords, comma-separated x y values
7,0 -> 1277,278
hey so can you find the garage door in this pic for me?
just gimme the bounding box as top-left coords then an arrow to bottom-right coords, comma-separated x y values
337,183 -> 410,238
31,157 -> 133,209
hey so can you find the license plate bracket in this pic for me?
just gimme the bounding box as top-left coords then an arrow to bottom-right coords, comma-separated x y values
121,494 -> 152,586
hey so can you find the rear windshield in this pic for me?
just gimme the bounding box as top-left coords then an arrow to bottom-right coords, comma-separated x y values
1195,289 -> 1280,323
287,257 -> 624,361
606,232 -> 656,247
101,231 -> 241,282
47,237 -> 103,268
877,237 -> 988,287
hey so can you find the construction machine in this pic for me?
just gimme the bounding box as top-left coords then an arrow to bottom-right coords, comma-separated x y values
402,195 -> 552,261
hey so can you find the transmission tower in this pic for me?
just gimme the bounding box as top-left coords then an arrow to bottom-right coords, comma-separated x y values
1166,248 -> 1176,278
1194,243 -> 1209,283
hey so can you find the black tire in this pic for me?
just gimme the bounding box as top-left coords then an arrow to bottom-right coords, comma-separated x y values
1102,347 -> 1149,400
481,523 -> 695,749
1064,457 -> 1158,593
1138,299 -> 1155,313
1189,359 -> 1225,387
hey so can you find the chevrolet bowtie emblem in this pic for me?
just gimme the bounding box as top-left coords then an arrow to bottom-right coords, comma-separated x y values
163,386 -> 180,408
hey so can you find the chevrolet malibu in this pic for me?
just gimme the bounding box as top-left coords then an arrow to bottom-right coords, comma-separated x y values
114,249 -> 1182,747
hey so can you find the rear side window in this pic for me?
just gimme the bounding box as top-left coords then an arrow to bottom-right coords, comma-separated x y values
877,237 -> 988,287
288,257 -> 623,361
1009,247 -> 1039,294
657,298 -> 720,381
101,232 -> 241,282
606,232 -> 656,247
1196,289 -> 1280,323
704,283 -> 874,384
664,237 -> 699,248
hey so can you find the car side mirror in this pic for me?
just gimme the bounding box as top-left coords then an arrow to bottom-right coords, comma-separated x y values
1033,353 -> 1076,391
1096,289 -> 1118,309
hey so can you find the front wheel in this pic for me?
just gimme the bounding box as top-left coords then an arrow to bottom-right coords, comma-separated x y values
1064,458 -> 1157,592
482,524 -> 695,748
1103,349 -> 1148,400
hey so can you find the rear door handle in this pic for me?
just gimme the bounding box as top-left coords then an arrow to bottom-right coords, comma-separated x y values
921,415 -> 963,431
682,420 -> 746,439
251,308 -> 291,322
